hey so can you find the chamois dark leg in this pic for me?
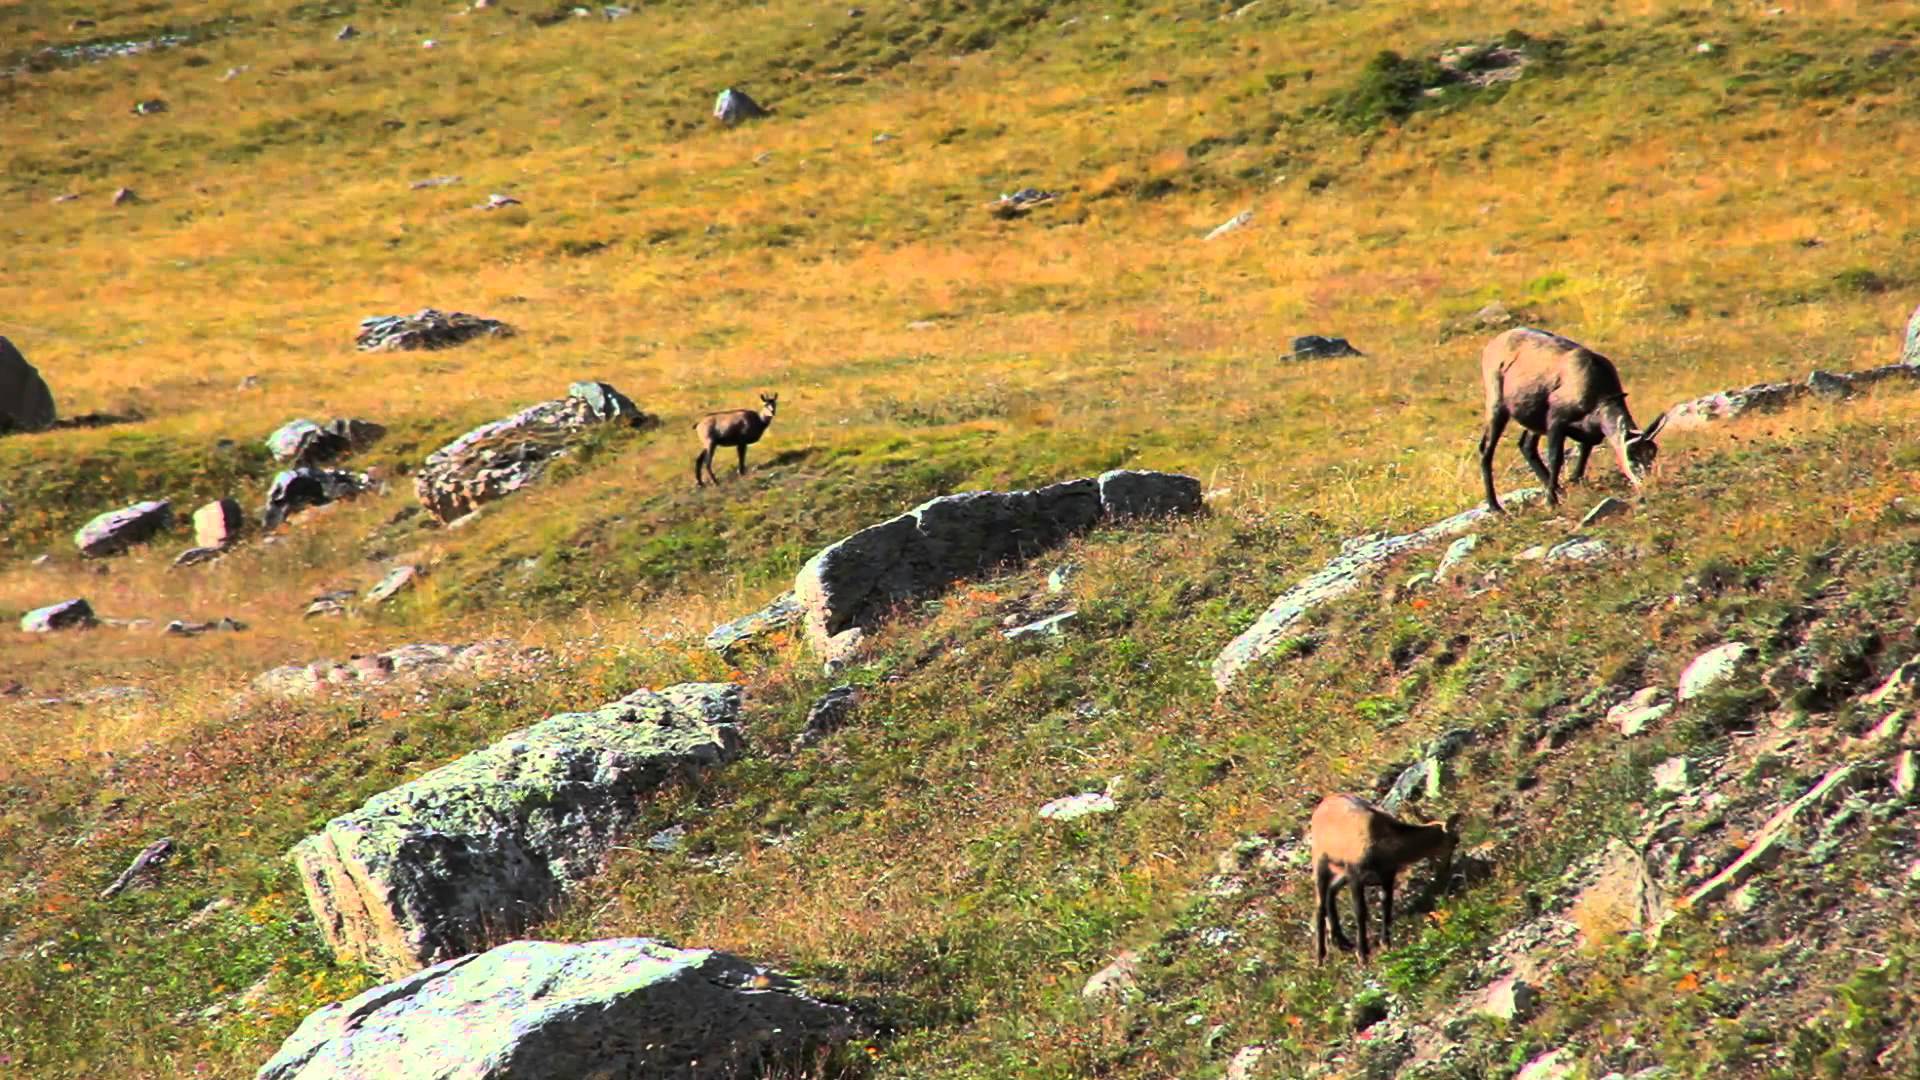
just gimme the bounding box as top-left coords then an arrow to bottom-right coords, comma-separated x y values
1351,876 -> 1372,964
736,443 -> 748,477
694,448 -> 709,488
1569,441 -> 1593,483
1314,858 -> 1333,964
1478,408 -> 1510,514
1381,874 -> 1395,949
1544,424 -> 1570,506
1517,431 -> 1555,492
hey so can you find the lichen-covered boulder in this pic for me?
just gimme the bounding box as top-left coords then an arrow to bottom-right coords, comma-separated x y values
791,470 -> 1199,652
74,500 -> 172,557
704,591 -> 802,656
21,598 -> 95,632
263,467 -> 371,529
291,683 -> 743,975
414,382 -> 654,523
255,938 -> 853,1080
356,309 -> 513,352
0,336 -> 56,434
266,417 -> 386,465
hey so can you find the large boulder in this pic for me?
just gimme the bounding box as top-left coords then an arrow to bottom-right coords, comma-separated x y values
712,87 -> 767,124
74,499 -> 173,557
255,938 -> 853,1080
356,309 -> 514,352
193,497 -> 245,548
414,382 -> 654,522
21,598 -> 95,632
291,683 -> 743,975
263,467 -> 372,529
266,417 -> 386,465
792,470 -> 1199,653
0,336 -> 56,433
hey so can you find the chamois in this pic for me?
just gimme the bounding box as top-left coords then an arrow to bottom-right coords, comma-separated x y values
1310,793 -> 1461,965
1478,328 -> 1669,514
693,392 -> 778,488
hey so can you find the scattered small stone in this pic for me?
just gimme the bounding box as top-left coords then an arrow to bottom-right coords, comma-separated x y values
796,684 -> 859,746
645,824 -> 687,852
1081,950 -> 1140,1002
1517,544 -> 1548,561
131,98 -> 168,115
112,187 -> 138,205
475,192 -> 521,210
336,24 -> 359,40
904,319 -> 937,331
267,417 -> 386,465
1652,756 -> 1695,794
21,599 -> 96,633
1047,563 -> 1077,594
356,308 -> 514,352
365,565 -> 419,604
165,617 -> 245,636
1436,534 -> 1478,579
170,546 -> 225,568
414,382 -> 652,522
1864,658 -> 1920,706
1677,641 -> 1754,701
1226,1045 -> 1268,1080
1206,210 -> 1253,240
421,38 -> 438,49
706,592 -> 802,656
1904,303 -> 1920,367
99,837 -> 174,900
712,87 -> 768,125
1477,973 -> 1539,1021
1894,750 -> 1917,802
1580,496 -> 1629,527
1516,1048 -> 1576,1080
75,500 -> 173,557
1694,40 -> 1717,54
1289,335 -> 1362,360
51,192 -> 79,204
1039,789 -> 1117,821
410,175 -> 462,190
986,187 -> 1057,218
1608,687 -> 1673,736
1546,536 -> 1613,563
219,65 -> 248,81
872,131 -> 897,144
70,18 -> 96,29
1004,610 -> 1077,641
304,590 -> 356,618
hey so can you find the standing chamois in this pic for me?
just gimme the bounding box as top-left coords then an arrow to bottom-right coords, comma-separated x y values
1478,328 -> 1669,514
1311,793 -> 1461,965
694,392 -> 778,488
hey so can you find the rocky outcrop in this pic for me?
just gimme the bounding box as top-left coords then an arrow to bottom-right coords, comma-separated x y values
0,336 -> 56,433
356,309 -> 514,352
705,591 -> 801,656
1212,490 -> 1540,690
266,417 -> 386,465
21,599 -> 95,632
791,470 -> 1200,655
1666,362 -> 1920,431
263,468 -> 372,530
414,382 -> 654,523
290,683 -> 742,974
255,937 -> 853,1080
252,641 -> 539,698
74,499 -> 173,557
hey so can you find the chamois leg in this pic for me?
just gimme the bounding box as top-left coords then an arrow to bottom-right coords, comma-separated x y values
1516,431 -> 1555,492
1478,408 -> 1510,514
1314,858 -> 1333,964
1380,874 -> 1395,949
1351,876 -> 1373,964
1544,424 -> 1570,506
736,443 -> 749,477
694,447 -> 710,489
1569,441 -> 1593,483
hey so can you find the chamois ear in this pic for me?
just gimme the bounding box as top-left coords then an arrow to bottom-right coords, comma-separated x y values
1442,811 -> 1464,836
1639,410 -> 1668,443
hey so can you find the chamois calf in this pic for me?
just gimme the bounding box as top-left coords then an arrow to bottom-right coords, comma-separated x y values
1310,793 -> 1461,965
693,392 -> 778,488
1478,328 -> 1669,514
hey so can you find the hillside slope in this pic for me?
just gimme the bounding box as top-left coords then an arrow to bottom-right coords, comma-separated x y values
5,0 -> 1920,1076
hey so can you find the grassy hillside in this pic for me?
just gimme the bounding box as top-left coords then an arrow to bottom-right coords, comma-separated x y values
5,0 -> 1920,1075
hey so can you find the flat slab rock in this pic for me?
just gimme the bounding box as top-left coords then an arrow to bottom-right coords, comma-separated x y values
1212,489 -> 1541,690
414,381 -> 654,523
256,937 -> 852,1080
291,683 -> 743,975
704,590 -> 801,656
792,469 -> 1200,655
21,598 -> 96,632
356,308 -> 514,352
252,641 -> 538,698
74,499 -> 173,557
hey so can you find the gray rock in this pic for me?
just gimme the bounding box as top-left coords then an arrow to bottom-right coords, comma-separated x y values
1652,756 -> 1694,794
1579,496 -> 1629,527
75,500 -> 173,557
797,684 -> 859,745
1226,1045 -> 1268,1080
410,175 -> 462,190
1047,562 -> 1077,594
303,590 -> 355,618
1905,303 -> 1920,366
705,591 -> 802,656
1476,973 -> 1539,1021
1039,789 -> 1118,821
21,599 -> 95,632
255,937 -> 852,1080
1003,609 -> 1077,641
1894,750 -> 1917,801
1081,950 -> 1140,1002
170,546 -> 225,568
1863,658 -> 1920,706
792,470 -> 1199,652
1684,761 -> 1866,909
645,824 -> 688,853
1435,534 -> 1478,579
356,308 -> 514,352
290,683 -> 742,974
165,617 -> 245,636
254,641 -> 537,699
1608,687 -> 1673,736
1545,536 -> 1614,563
267,417 -> 386,465
712,87 -> 767,124
264,468 -> 371,529
366,565 -> 419,605
335,23 -> 359,39
0,336 -> 56,433
1676,641 -> 1753,701
414,382 -> 654,523
1289,335 -> 1363,360
1213,490 -> 1541,689
1807,369 -> 1853,398
112,187 -> 137,206
1206,210 -> 1253,240
193,498 -> 245,548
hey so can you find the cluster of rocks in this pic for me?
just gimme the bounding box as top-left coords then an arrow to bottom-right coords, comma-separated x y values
1435,40 -> 1531,88
252,641 -> 539,699
265,417 -> 385,466
413,381 -> 655,523
0,337 -> 56,434
262,467 -> 374,530
291,682 -> 743,974
1666,355 -> 1920,432
355,308 -> 514,352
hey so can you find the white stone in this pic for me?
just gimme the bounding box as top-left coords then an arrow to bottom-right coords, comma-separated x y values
1677,642 -> 1753,701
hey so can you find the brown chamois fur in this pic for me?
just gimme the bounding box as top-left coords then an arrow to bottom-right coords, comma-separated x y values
693,392 -> 777,488
1477,328 -> 1669,513
1310,793 -> 1461,965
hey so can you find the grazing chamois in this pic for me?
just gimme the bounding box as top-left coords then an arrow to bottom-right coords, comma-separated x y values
1311,793 -> 1461,965
694,392 -> 778,488
1478,328 -> 1669,513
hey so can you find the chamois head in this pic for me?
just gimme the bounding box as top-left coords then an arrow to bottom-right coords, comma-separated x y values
760,391 -> 778,418
1624,410 -> 1669,474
